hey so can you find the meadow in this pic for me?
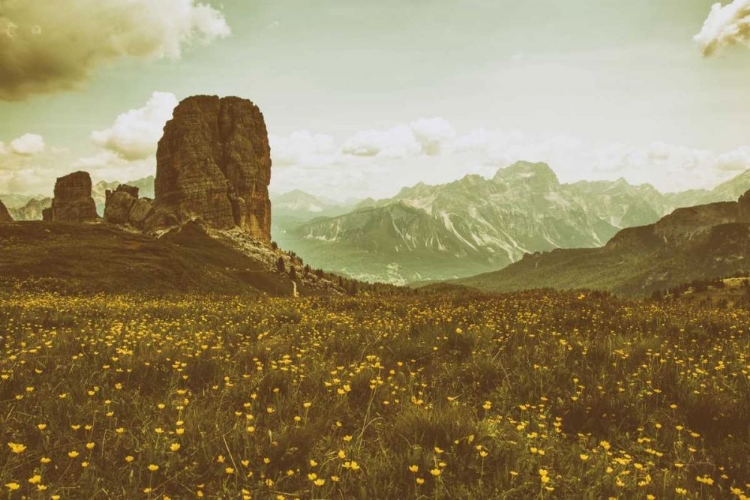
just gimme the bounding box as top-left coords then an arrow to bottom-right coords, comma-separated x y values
1,287 -> 749,499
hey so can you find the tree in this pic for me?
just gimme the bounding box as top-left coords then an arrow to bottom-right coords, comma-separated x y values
289,266 -> 297,280
276,257 -> 285,273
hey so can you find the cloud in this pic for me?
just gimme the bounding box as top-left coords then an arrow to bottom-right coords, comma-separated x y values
9,133 -> 46,156
694,0 -> 750,56
341,125 -> 421,158
270,131 -> 337,167
0,1 -> 230,100
341,118 -> 456,158
714,146 -> 750,171
91,92 -> 178,161
72,151 -> 155,185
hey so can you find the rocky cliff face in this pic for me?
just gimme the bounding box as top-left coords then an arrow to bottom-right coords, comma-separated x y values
0,200 -> 13,223
45,171 -> 98,223
154,95 -> 272,242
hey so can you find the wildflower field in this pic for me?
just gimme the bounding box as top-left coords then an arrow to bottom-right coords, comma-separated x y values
1,289 -> 749,499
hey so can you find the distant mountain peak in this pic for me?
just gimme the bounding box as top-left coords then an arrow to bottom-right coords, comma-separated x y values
492,161 -> 559,188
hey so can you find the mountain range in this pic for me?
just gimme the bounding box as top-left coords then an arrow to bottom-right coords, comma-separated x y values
454,189 -> 750,296
4,165 -> 750,286
272,162 -> 750,284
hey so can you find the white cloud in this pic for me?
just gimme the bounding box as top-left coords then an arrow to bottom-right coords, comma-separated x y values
341,125 -> 421,158
714,146 -> 750,171
340,118 -> 456,158
0,1 -> 230,100
92,92 -> 178,161
270,131 -> 337,167
270,118 -> 750,197
8,133 -> 45,156
694,0 -> 750,56
73,151 -> 155,185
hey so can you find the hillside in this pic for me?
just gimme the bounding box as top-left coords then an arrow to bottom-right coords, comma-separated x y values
455,191 -> 750,296
0,221 -> 335,295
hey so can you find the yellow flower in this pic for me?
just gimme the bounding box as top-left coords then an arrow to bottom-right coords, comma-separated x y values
580,454 -> 589,461
7,442 -> 26,454
5,483 -> 20,491
409,465 -> 419,473
148,464 -> 159,471
86,442 -> 95,450
170,443 -> 181,452
37,424 -> 47,430
225,467 -> 234,474
313,479 -> 325,486
430,468 -> 441,477
40,457 -> 51,464
125,456 -> 134,462
28,475 -> 42,484
416,477 -> 425,485
68,450 -> 79,458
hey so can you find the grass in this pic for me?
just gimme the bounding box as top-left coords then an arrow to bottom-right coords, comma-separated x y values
0,288 -> 749,499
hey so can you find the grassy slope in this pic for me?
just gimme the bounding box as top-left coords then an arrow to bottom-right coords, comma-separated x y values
456,223 -> 750,297
0,221 -> 295,295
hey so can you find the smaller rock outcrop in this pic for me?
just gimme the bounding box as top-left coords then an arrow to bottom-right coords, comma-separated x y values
0,200 -> 13,223
47,171 -> 98,222
104,185 -> 139,225
104,184 -> 156,230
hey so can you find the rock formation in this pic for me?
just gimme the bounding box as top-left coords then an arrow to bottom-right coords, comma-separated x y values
45,171 -> 98,222
104,184 -> 156,230
0,199 -> 13,222
154,95 -> 272,242
104,185 -> 139,225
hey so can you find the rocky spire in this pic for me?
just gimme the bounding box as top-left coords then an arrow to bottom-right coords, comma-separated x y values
154,95 -> 272,242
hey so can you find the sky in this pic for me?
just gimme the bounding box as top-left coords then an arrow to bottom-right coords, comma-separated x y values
1,0 -> 750,200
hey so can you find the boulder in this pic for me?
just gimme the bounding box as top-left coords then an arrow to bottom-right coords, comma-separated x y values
48,171 -> 98,222
128,198 -> 155,230
104,185 -> 139,225
154,95 -> 272,241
